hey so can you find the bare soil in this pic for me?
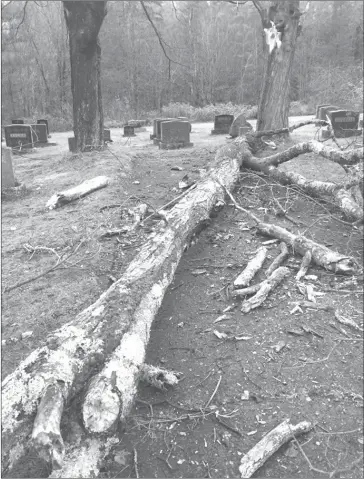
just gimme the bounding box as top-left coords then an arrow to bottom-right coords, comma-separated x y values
2,119 -> 363,479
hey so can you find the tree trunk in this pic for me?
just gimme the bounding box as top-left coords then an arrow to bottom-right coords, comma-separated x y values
257,0 -> 301,131
63,1 -> 107,152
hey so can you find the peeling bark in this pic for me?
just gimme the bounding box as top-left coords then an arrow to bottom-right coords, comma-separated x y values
2,138 -> 252,475
240,267 -> 290,313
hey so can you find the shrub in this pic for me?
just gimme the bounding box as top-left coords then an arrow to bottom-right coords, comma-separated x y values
158,102 -> 258,122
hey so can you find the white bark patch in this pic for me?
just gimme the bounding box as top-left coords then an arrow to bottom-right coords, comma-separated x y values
50,437 -> 118,479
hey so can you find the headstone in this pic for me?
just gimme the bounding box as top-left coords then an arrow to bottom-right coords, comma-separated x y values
211,114 -> 234,135
4,124 -> 34,149
318,105 -> 340,121
68,137 -> 77,152
177,117 -> 192,132
123,125 -> 135,137
31,124 -> 48,143
153,118 -> 174,144
315,104 -> 330,119
327,110 -> 361,138
159,120 -> 193,150
37,119 -> 49,136
230,113 -> 253,138
12,119 -> 24,124
104,128 -> 112,142
2,146 -> 16,188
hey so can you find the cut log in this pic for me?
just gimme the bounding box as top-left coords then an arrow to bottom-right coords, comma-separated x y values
233,246 -> 268,288
239,419 -> 313,478
46,176 -> 110,209
265,242 -> 289,277
2,137 -> 252,475
240,267 -> 290,313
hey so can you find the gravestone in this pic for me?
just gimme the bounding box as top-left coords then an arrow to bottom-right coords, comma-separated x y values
2,146 -> 16,188
68,137 -> 77,152
211,114 -> 234,134
104,128 -> 112,143
37,119 -> 49,136
31,124 -> 48,143
153,118 -> 174,144
12,119 -> 24,125
327,110 -> 361,138
318,105 -> 340,121
315,104 -> 330,119
4,124 -> 34,149
123,125 -> 136,137
159,120 -> 193,150
177,117 -> 192,132
229,113 -> 253,138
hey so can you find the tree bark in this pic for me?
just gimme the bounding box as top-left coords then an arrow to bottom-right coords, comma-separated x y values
256,1 -> 301,131
1,138 -> 252,476
63,1 -> 107,152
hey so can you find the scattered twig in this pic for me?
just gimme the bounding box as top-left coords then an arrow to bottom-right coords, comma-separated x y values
3,240 -> 85,293
205,375 -> 222,409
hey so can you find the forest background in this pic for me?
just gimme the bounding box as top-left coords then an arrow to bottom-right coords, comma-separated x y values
1,0 -> 363,131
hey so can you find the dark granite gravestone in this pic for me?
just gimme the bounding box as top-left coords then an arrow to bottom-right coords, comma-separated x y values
315,104 -> 330,119
2,146 -> 16,188
104,128 -> 112,143
12,119 -> 24,125
31,124 -> 48,143
211,114 -> 234,134
229,113 -> 253,138
37,119 -> 49,136
159,120 -> 193,149
327,110 -> 361,138
153,118 -> 174,144
318,105 -> 340,121
123,125 -> 136,137
4,124 -> 34,148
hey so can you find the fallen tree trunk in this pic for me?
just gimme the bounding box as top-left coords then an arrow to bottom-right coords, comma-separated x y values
2,138 -> 252,476
46,176 -> 110,210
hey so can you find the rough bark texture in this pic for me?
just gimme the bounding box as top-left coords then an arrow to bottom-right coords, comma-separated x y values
257,1 -> 301,131
1,138 -> 252,476
46,176 -> 110,209
63,1 -> 106,152
239,419 -> 313,478
233,246 -> 268,288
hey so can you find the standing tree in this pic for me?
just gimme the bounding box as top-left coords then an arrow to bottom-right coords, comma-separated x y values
63,1 -> 107,151
254,0 -> 304,131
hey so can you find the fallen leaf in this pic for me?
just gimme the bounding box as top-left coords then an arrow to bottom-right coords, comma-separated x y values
114,449 -> 131,466
247,430 -> 258,436
241,390 -> 250,400
213,330 -> 228,340
213,314 -> 231,324
177,322 -> 185,328
21,331 -> 33,339
132,181 -> 140,185
235,335 -> 252,341
273,340 -> 286,353
171,166 -> 184,171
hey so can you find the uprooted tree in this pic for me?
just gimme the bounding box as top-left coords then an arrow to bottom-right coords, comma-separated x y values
2,119 -> 363,478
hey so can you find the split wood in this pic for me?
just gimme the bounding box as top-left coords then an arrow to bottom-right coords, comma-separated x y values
233,246 -> 268,288
239,419 -> 313,478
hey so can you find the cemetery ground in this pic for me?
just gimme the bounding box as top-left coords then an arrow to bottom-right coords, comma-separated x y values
1,118 -> 363,479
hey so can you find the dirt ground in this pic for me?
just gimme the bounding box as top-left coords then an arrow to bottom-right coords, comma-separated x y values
2,118 -> 363,479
